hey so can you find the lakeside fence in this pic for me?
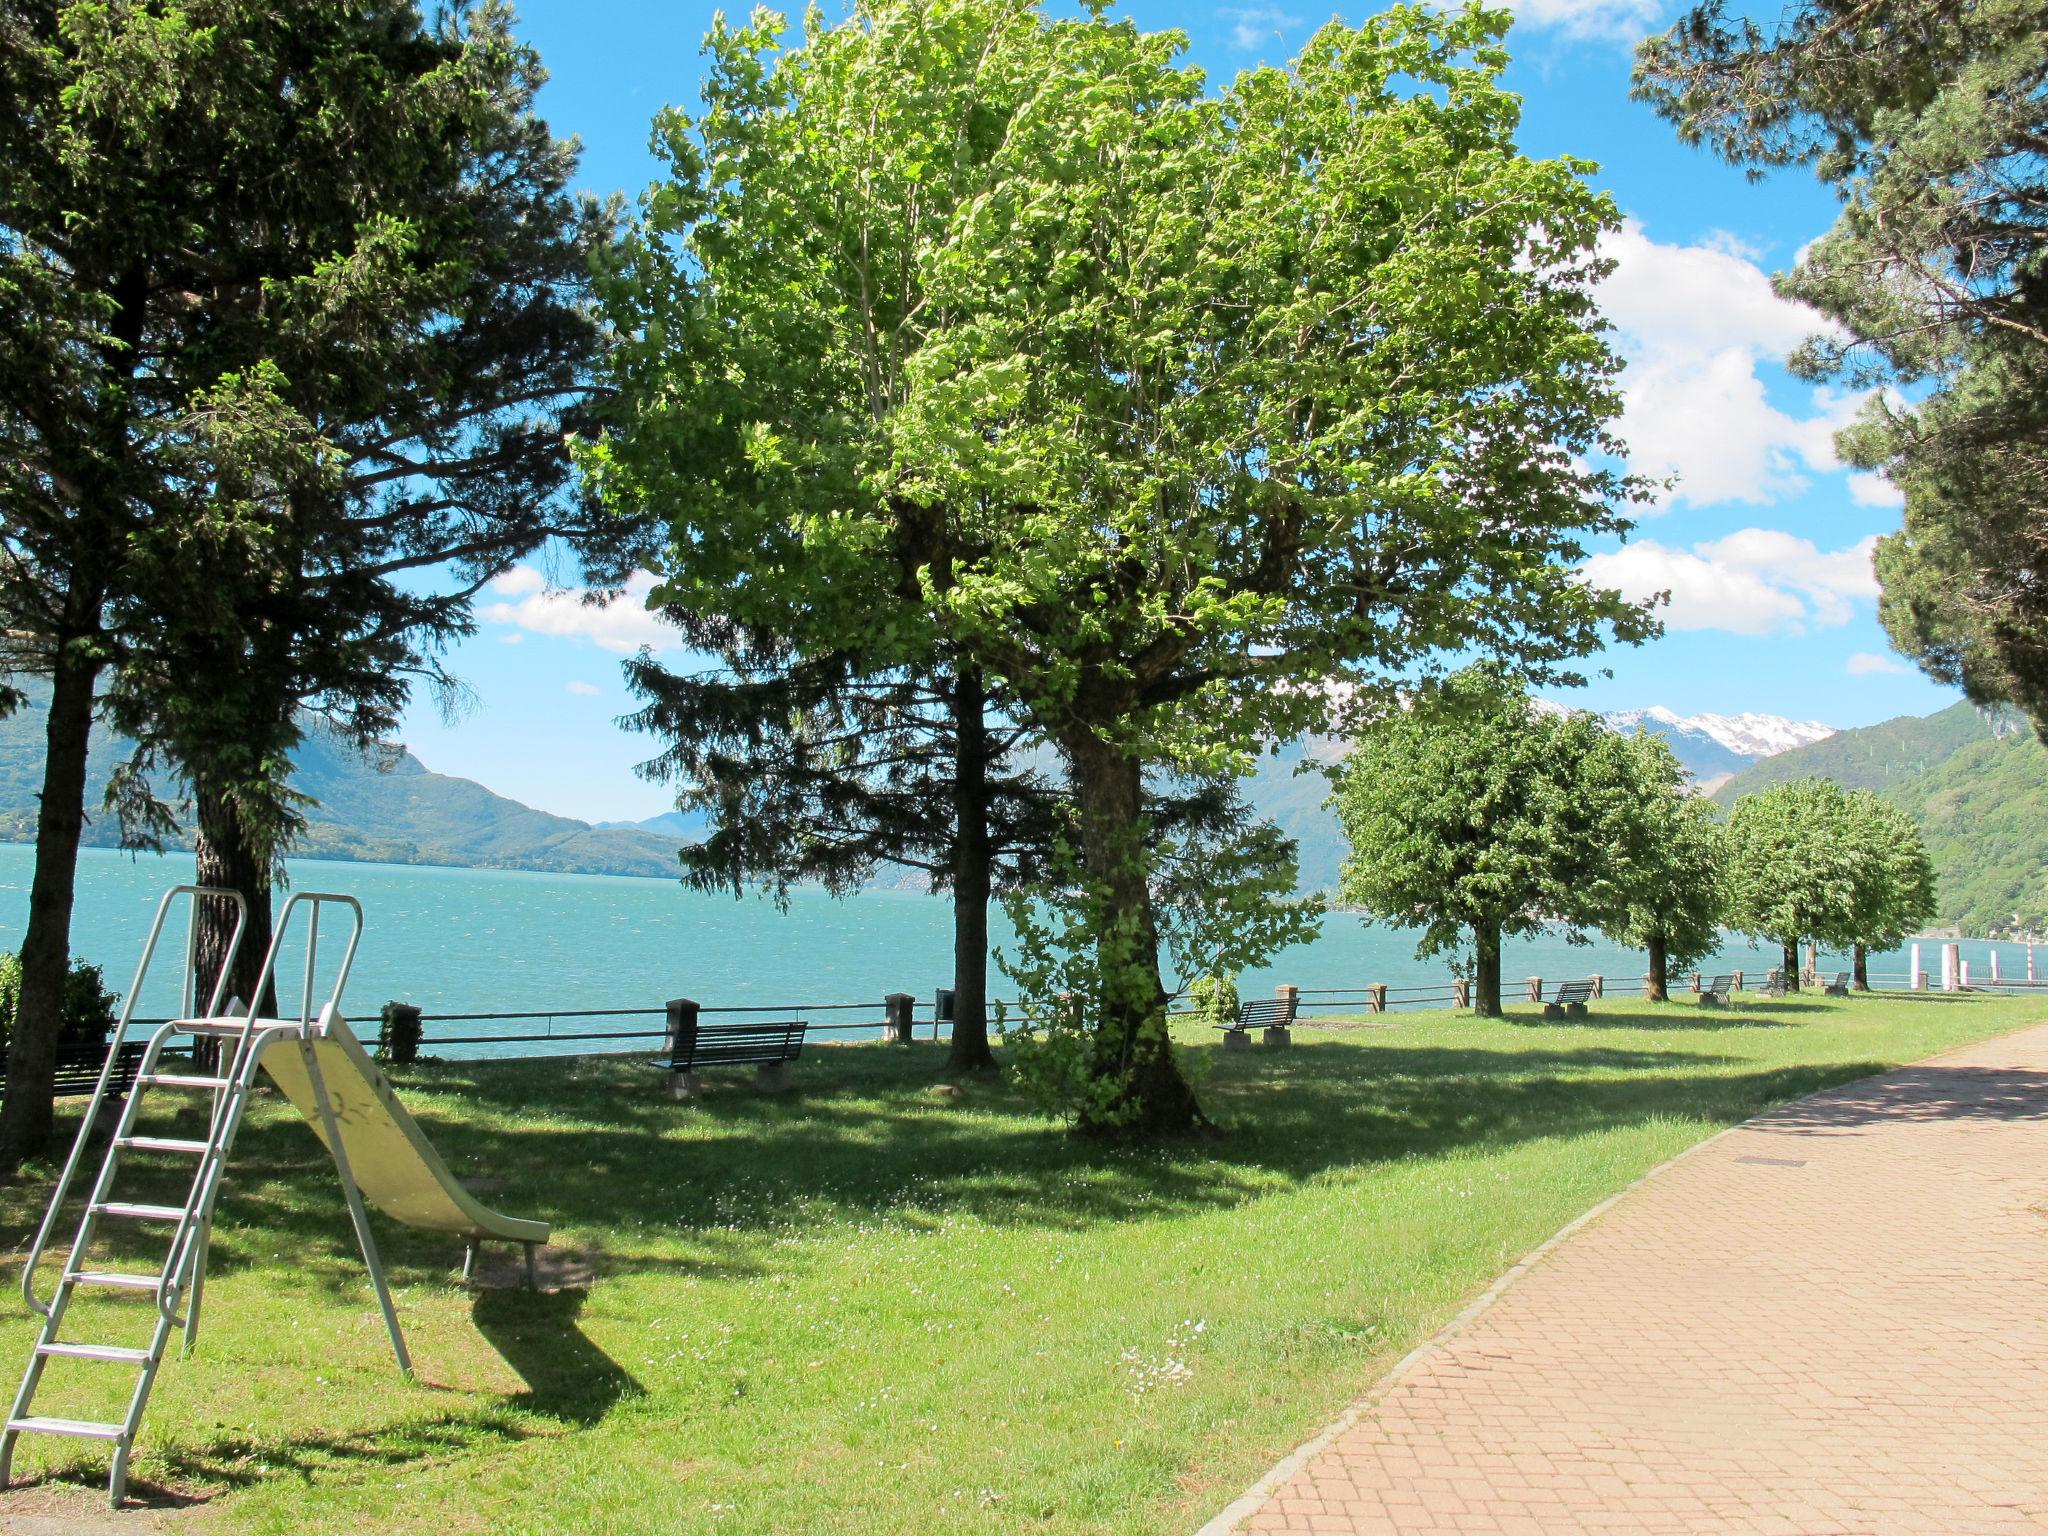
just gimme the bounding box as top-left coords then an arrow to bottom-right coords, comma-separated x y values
363,942 -> 2048,1063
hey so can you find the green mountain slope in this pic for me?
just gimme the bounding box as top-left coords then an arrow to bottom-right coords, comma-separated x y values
1713,703 -> 2047,936
0,691 -> 687,880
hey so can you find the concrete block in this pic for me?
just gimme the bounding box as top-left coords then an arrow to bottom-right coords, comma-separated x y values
1262,1026 -> 1292,1049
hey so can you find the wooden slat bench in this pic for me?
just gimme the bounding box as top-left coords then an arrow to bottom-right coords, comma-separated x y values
1217,996 -> 1296,1049
1699,973 -> 1737,1006
1543,979 -> 1596,1019
1823,969 -> 1851,997
0,1039 -> 144,1099
656,1018 -> 806,1098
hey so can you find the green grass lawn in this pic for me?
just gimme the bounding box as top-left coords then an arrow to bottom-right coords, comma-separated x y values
0,990 -> 2039,1534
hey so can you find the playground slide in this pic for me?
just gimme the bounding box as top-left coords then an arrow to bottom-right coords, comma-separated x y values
256,1016 -> 549,1246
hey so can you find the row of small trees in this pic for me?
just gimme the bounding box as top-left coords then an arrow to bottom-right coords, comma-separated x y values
1330,669 -> 1935,1014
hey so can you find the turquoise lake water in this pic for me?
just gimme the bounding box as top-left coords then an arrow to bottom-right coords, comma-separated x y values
0,844 -> 2025,1055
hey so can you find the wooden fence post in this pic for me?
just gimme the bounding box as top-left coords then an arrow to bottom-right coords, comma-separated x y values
1453,979 -> 1470,1009
1526,977 -> 1543,1004
884,992 -> 916,1043
1690,973 -> 1701,995
1591,974 -> 1603,1000
1732,970 -> 1744,992
1368,983 -> 1387,1014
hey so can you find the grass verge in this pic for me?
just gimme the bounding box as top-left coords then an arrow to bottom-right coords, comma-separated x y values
0,989 -> 2038,1534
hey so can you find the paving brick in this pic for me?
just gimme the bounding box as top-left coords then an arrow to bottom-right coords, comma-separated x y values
1206,1026 -> 2048,1534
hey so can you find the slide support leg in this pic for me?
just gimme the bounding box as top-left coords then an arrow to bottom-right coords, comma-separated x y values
301,1039 -> 412,1380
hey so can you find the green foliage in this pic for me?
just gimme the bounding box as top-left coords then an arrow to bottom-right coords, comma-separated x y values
1329,668 -> 1623,1013
1841,790 -> 1938,953
1589,732 -> 1728,979
0,952 -> 116,1061
376,1002 -> 424,1067
1636,0 -> 2048,725
1714,702 -> 2041,935
1722,778 -> 1862,957
1185,975 -> 1241,1029
594,0 -> 1654,1131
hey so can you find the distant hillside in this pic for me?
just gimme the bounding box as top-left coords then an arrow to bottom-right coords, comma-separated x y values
0,690 -> 689,880
1713,703 -> 2047,937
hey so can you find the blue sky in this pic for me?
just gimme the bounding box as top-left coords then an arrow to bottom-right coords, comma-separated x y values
398,0 -> 1963,822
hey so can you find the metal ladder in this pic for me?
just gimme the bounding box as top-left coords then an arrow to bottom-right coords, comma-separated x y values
2,887 -> 408,1507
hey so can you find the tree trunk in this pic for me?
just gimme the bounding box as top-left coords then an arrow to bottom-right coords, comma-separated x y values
193,784 -> 277,1020
946,668 -> 996,1072
1646,932 -> 1668,1003
1853,941 -> 1869,991
1059,727 -> 1205,1138
0,646 -> 102,1168
1473,920 -> 1503,1018
1781,938 -> 1800,993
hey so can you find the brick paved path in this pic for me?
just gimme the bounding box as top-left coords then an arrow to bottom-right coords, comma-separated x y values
1206,1024 -> 2048,1535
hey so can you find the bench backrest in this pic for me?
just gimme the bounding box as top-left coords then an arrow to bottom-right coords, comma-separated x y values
1553,979 -> 1595,1004
668,1020 -> 806,1070
1231,997 -> 1295,1029
1829,970 -> 1849,986
0,1039 -> 141,1100
1704,974 -> 1734,992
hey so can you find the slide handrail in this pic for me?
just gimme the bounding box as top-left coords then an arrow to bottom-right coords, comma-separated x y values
21,886 -> 247,1319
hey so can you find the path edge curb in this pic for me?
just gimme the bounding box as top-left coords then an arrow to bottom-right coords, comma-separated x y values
1188,1018 -> 2045,1536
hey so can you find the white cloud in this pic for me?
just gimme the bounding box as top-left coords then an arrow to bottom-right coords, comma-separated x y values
480,565 -> 679,654
1582,530 -> 1878,636
1847,651 -> 1911,677
1597,220 -> 1855,510
497,632 -> 523,646
1848,472 -> 1905,508
1219,6 -> 1301,50
1498,0 -> 1664,42
488,565 -> 546,598
566,680 -> 603,697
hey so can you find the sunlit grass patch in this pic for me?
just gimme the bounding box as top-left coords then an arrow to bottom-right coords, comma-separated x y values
0,989 -> 2033,1534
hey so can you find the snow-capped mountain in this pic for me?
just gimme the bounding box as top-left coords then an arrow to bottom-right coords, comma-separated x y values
1594,706 -> 1834,789
1605,706 -> 1835,760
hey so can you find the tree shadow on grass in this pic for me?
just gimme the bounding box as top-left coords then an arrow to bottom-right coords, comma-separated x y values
1,1036 -> 1914,1290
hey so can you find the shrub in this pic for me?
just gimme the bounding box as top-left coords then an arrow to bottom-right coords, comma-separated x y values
1185,975 -> 1241,1029
0,952 -> 120,1062
377,1001 -> 423,1065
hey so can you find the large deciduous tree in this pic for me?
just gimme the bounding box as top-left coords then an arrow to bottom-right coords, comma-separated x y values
1635,0 -> 2048,726
1840,789 -> 1936,988
591,0 -> 1651,1133
1330,671 -> 1631,1018
1590,731 -> 1728,1001
0,0 -> 635,1161
1723,777 -> 1861,990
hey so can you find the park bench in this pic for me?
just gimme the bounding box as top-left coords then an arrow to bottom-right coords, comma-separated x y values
0,1039 -> 144,1099
1543,978 -> 1596,1019
1218,996 -> 1295,1049
656,1017 -> 806,1099
1823,970 -> 1851,997
1699,973 -> 1737,1006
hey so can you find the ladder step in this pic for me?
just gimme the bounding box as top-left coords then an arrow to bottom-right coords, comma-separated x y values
65,1271 -> 161,1291
6,1415 -> 126,1441
91,1201 -> 186,1222
113,1135 -> 210,1155
35,1342 -> 152,1364
136,1072 -> 230,1090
